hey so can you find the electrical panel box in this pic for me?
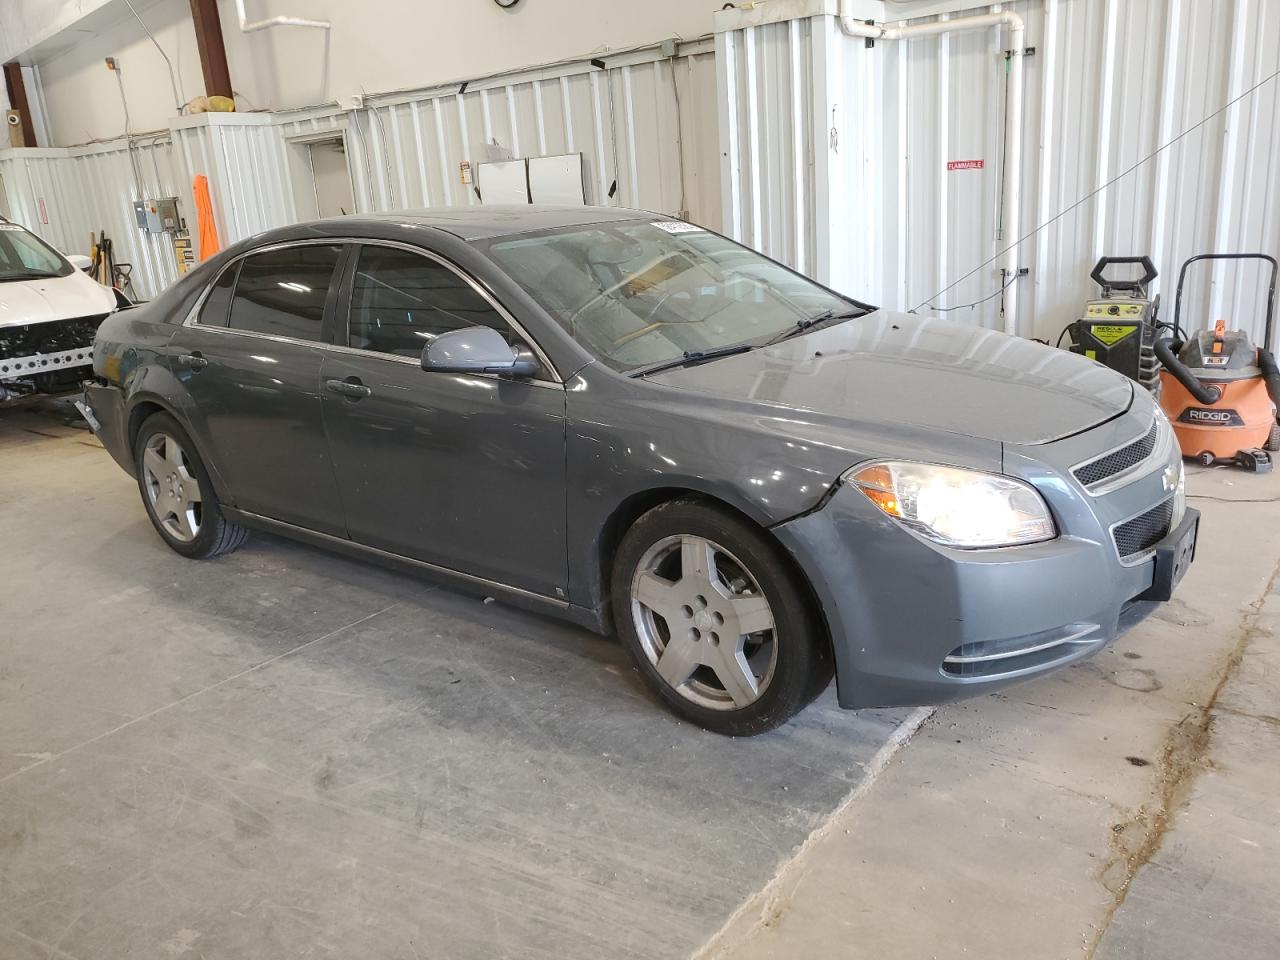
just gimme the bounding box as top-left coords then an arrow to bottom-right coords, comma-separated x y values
132,200 -> 156,232
132,197 -> 181,234
153,197 -> 180,231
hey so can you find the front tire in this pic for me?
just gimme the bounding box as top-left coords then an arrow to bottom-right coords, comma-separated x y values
134,411 -> 247,559
611,499 -> 832,736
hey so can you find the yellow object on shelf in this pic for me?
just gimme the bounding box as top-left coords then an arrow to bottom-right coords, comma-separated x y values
187,95 -> 235,114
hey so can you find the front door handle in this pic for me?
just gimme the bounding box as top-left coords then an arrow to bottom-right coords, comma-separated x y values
178,352 -> 208,371
325,377 -> 372,400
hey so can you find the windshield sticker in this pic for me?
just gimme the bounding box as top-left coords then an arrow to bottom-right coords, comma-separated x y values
652,221 -> 704,234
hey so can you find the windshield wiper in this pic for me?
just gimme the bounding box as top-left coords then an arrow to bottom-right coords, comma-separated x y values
765,307 -> 867,345
627,343 -> 755,378
0,271 -> 62,282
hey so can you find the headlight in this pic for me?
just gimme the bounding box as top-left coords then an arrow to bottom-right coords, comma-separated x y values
846,461 -> 1056,548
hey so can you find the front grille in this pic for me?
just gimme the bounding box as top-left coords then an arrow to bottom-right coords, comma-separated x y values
1073,420 -> 1159,487
1113,497 -> 1174,561
0,314 -> 108,385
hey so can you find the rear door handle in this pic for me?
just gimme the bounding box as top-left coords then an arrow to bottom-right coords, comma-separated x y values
325,377 -> 372,400
178,352 -> 208,371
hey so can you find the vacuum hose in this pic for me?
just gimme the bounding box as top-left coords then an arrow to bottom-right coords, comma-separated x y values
1154,338 -> 1221,404
1259,347 -> 1280,412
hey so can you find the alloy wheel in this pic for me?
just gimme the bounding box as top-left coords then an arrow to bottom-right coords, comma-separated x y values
141,432 -> 203,543
630,534 -> 778,710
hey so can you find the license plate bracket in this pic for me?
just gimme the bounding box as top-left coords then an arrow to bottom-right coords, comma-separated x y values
1140,509 -> 1199,602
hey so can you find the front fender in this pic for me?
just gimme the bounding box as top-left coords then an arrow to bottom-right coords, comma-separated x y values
563,365 -> 1004,614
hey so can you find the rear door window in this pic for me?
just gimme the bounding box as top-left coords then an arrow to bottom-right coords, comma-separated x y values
227,245 -> 343,342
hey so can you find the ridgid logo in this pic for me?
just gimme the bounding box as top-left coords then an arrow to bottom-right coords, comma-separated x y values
1179,407 -> 1244,426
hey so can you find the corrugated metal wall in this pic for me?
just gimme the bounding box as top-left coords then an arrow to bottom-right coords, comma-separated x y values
2,41 -> 719,302
272,44 -> 720,222
716,16 -> 817,276
170,113 -> 295,244
0,138 -> 186,299
0,150 -> 80,255
718,0 -> 1280,345
8,6 -> 1276,341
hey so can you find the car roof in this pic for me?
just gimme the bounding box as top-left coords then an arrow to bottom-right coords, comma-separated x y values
327,205 -> 659,241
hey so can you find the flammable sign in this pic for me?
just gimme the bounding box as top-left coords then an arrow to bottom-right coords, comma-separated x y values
946,159 -> 985,171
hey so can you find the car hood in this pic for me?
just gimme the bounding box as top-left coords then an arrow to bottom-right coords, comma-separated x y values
0,272 -> 116,329
648,311 -> 1133,445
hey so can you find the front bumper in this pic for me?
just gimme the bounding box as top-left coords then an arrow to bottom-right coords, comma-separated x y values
774,412 -> 1198,709
0,347 -> 95,382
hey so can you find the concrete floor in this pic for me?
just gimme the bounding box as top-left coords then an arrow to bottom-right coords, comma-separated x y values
699,443 -> 1280,960
1093,584 -> 1280,960
4,398 -> 1280,960
0,400 -> 908,960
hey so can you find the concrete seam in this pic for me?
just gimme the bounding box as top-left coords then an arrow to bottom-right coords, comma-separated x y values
690,704 -> 936,960
0,921 -> 85,960
1085,550 -> 1280,958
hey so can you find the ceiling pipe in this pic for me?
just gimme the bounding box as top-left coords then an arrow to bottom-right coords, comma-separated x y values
838,7 -> 1026,336
234,0 -> 330,32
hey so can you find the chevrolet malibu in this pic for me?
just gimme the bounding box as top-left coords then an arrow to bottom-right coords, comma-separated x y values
83,207 -> 1199,735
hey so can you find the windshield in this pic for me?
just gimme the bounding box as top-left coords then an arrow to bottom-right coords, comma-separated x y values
485,220 -> 865,371
0,224 -> 74,282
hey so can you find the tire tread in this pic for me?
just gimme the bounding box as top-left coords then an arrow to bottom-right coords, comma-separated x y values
134,412 -> 248,560
611,497 -> 832,736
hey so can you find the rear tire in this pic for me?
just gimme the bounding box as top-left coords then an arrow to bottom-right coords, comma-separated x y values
611,499 -> 832,736
134,412 -> 248,559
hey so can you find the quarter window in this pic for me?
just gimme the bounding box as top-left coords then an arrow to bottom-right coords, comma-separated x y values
226,245 -> 343,342
347,246 -> 509,358
196,262 -> 239,327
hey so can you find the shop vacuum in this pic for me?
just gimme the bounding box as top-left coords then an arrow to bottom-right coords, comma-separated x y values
1065,253 -> 1280,472
1155,254 -> 1280,471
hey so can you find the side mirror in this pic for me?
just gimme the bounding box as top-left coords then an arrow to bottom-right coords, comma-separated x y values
67,254 -> 93,273
421,326 -> 538,379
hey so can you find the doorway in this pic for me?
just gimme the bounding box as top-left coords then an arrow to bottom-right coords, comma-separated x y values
288,135 -> 356,220
309,139 -> 355,218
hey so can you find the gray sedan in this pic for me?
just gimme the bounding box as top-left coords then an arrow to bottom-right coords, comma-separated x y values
84,207 -> 1199,735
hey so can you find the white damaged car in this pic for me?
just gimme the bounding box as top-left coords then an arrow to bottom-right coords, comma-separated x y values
1,219 -> 123,401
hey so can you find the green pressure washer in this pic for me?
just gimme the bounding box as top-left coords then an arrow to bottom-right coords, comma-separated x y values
1065,256 -> 1165,394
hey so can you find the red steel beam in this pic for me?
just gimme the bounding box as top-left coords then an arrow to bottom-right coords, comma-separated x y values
3,61 -> 38,147
189,0 -> 232,100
